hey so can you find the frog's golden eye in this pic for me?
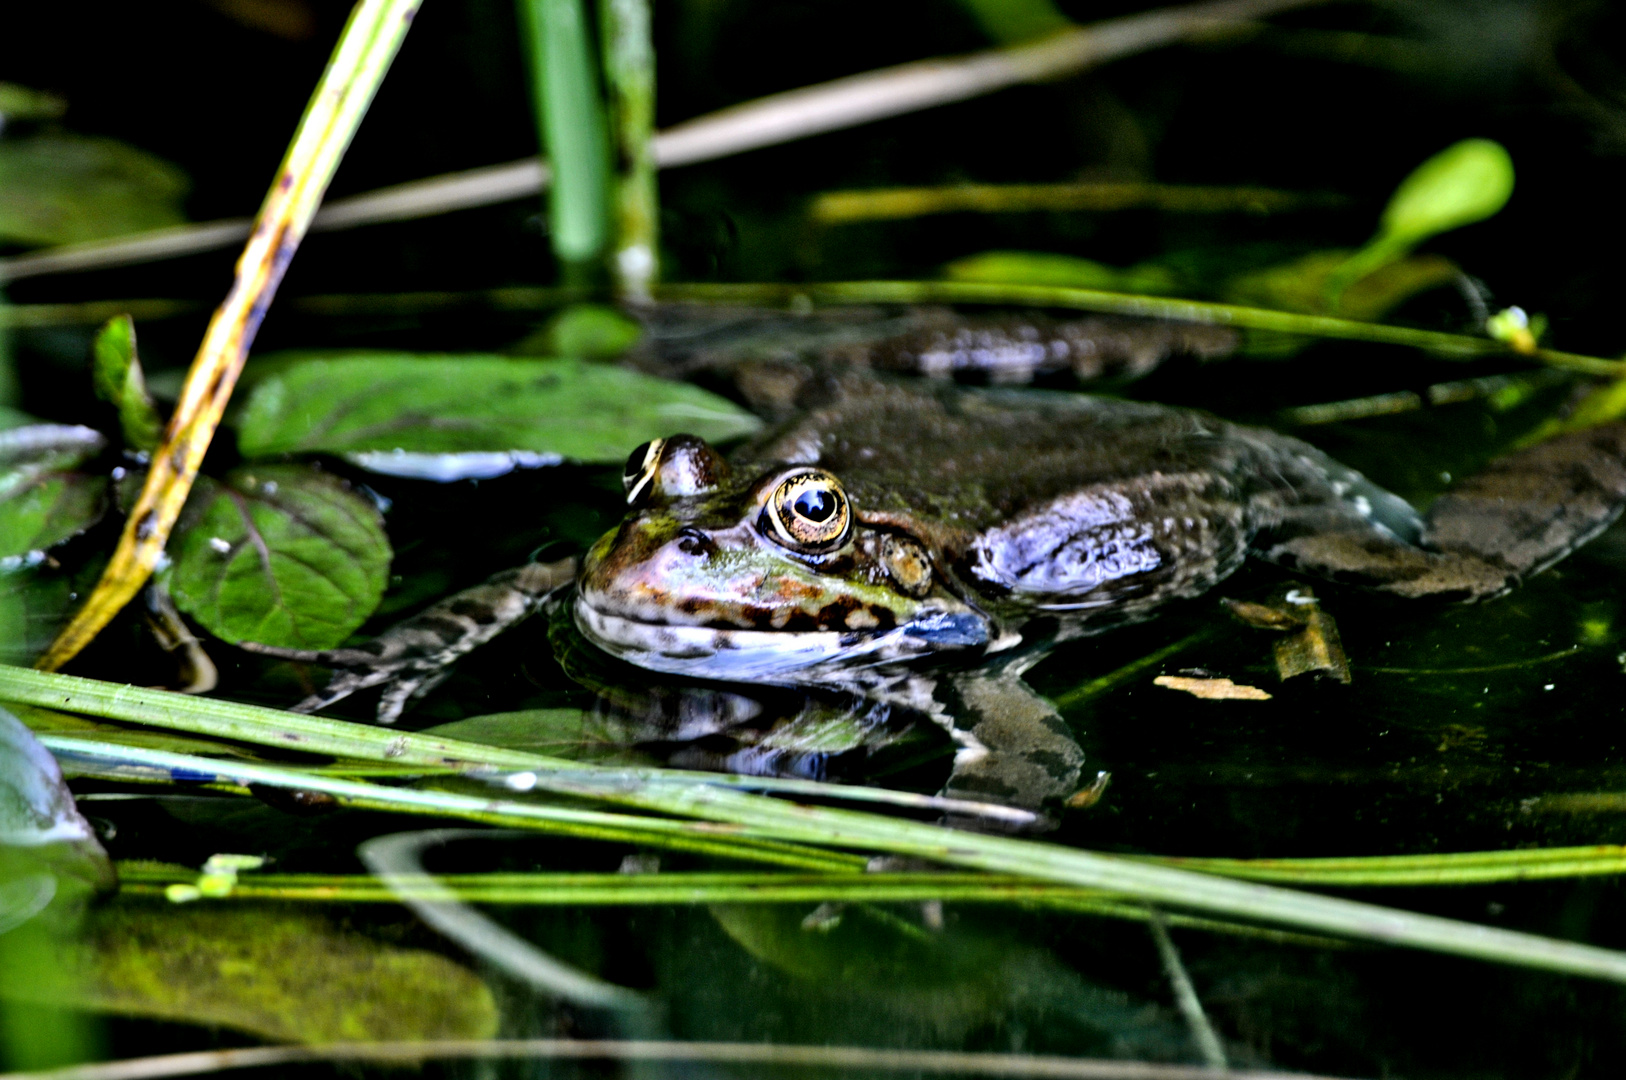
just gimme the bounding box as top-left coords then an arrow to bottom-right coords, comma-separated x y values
763,471 -> 852,553
622,438 -> 664,505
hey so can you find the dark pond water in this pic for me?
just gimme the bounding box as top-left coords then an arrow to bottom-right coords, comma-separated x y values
9,1 -> 1626,1077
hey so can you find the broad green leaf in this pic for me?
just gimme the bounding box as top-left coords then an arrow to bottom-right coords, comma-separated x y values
0,134 -> 188,248
91,316 -> 162,453
232,353 -> 762,467
0,419 -> 111,565
168,466 -> 390,649
0,559 -> 103,666
943,250 -> 1182,295
1326,139 -> 1513,304
0,473 -> 107,564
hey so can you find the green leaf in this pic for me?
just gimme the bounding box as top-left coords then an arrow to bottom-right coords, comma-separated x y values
0,559 -> 103,666
0,420 -> 112,565
1326,139 -> 1513,304
232,353 -> 762,466
0,473 -> 107,564
1381,138 -> 1515,244
91,316 -> 163,453
0,134 -> 188,248
168,465 -> 390,649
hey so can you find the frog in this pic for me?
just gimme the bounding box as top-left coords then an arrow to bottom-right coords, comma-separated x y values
239,308 -> 1626,829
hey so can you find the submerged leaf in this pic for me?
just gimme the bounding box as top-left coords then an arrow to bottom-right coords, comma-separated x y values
168,465 -> 390,649
943,250 -> 1182,295
91,316 -> 163,453
233,353 -> 761,464
0,133 -> 188,247
512,303 -> 644,359
0,904 -> 498,1044
420,710 -> 655,764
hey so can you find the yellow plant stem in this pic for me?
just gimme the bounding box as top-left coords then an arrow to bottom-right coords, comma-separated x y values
35,0 -> 421,672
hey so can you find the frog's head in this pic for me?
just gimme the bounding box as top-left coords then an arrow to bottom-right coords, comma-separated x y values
575,434 -> 990,683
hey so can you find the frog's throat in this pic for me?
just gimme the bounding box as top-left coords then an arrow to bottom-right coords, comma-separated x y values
573,594 -> 989,684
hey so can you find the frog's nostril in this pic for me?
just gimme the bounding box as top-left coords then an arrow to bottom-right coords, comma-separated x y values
675,528 -> 716,557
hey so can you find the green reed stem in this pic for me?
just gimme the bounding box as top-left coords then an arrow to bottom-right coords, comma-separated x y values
517,0 -> 612,274
0,668 -> 1034,826
601,0 -> 658,301
30,693 -> 1626,985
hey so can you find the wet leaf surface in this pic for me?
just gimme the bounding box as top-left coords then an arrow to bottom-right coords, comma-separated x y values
0,472 -> 107,564
168,465 -> 389,649
232,353 -> 762,464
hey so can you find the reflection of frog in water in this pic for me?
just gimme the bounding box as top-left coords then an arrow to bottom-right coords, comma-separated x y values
243,307 -> 1626,828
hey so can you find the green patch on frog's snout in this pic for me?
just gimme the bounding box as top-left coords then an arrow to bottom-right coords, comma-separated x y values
579,510 -> 950,634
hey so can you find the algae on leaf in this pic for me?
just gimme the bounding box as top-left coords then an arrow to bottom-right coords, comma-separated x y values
168,466 -> 390,649
0,904 -> 499,1044
233,353 -> 762,466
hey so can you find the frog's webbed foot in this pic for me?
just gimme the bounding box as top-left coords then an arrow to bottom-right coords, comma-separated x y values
239,557 -> 577,724
934,654 -> 1085,833
1260,422 -> 1626,601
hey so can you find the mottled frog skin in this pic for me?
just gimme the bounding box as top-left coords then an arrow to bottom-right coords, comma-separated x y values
567,371 -> 1626,823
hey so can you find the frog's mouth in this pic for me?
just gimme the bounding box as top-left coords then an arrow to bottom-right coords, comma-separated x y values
572,594 -> 990,684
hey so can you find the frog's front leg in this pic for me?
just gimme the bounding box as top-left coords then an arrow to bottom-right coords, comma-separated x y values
240,557 -> 578,724
935,652 -> 1085,832
1262,422 -> 1626,599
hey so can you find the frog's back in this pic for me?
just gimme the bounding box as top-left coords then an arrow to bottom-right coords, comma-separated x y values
737,375 -> 1423,623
